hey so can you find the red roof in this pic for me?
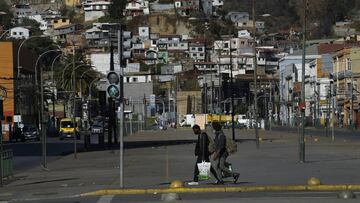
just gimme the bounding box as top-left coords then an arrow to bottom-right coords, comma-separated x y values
317,43 -> 345,55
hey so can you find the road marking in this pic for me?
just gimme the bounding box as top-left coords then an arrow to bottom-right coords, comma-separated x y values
97,195 -> 114,203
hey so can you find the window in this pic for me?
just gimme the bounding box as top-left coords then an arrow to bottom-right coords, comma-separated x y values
126,77 -> 130,83
198,47 -> 203,51
62,19 -> 67,22
192,47 -> 196,51
199,53 -> 204,57
54,20 -> 58,23
192,53 -> 197,57
133,78 -> 138,82
347,58 -> 352,71
12,32 -> 17,35
142,29 -> 146,33
19,32 -> 23,36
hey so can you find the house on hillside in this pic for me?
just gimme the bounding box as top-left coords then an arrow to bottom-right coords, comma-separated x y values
124,0 -> 150,19
187,38 -> 205,62
174,0 -> 199,17
10,27 -> 30,39
85,23 -> 119,48
83,0 -> 112,21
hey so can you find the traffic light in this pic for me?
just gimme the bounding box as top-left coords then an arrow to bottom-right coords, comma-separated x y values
107,71 -> 120,99
121,25 -> 132,67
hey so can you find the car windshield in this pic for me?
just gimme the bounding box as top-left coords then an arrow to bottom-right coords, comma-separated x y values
23,126 -> 36,131
61,121 -> 74,128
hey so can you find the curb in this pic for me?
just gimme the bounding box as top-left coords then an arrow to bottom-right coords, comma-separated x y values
80,185 -> 360,196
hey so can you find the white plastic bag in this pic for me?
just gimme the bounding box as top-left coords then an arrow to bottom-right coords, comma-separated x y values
197,161 -> 211,180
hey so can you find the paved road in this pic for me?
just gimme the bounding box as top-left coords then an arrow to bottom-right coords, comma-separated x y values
15,191 -> 360,203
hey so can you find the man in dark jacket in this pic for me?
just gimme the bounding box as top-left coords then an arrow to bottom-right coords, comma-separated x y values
188,124 -> 222,185
212,122 -> 240,184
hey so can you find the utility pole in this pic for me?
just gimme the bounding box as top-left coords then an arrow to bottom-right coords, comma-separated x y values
252,0 -> 259,148
230,39 -> 235,141
350,71 -> 354,130
72,43 -> 77,159
269,81 -> 272,131
299,0 -> 307,163
331,76 -> 335,141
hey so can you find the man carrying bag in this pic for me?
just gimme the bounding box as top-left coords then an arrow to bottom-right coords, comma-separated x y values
188,125 -> 222,185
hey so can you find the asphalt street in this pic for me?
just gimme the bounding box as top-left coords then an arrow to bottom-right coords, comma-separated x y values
15,191 -> 360,203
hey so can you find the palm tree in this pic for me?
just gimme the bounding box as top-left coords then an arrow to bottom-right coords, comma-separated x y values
54,52 -> 102,97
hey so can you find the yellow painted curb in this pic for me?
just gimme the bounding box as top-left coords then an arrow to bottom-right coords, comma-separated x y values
80,185 -> 360,196
306,185 -> 347,191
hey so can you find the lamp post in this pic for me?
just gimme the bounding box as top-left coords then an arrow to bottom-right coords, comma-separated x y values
17,35 -> 48,117
0,29 -> 10,40
35,49 -> 61,169
50,54 -> 63,128
79,67 -> 94,100
88,78 -> 100,125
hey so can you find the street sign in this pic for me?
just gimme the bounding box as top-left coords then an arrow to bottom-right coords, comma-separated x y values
14,115 -> 22,123
150,94 -> 155,105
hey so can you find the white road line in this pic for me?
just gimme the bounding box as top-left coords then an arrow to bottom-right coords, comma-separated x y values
97,195 -> 115,203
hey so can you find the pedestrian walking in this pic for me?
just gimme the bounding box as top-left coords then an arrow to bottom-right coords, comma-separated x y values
188,125 -> 222,186
212,122 -> 240,184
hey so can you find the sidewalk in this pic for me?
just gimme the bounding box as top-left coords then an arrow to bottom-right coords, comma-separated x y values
1,128 -> 360,201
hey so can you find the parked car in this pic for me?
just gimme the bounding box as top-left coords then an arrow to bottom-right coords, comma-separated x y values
91,122 -> 104,136
22,125 -> 40,141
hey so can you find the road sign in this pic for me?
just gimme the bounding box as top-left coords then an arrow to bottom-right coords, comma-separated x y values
14,115 -> 22,123
150,94 -> 155,105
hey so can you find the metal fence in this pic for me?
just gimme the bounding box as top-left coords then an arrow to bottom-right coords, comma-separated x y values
2,149 -> 13,178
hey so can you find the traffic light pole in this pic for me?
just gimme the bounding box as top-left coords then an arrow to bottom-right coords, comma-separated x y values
118,28 -> 125,189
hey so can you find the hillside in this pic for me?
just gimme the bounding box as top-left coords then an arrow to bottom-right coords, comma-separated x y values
222,0 -> 360,38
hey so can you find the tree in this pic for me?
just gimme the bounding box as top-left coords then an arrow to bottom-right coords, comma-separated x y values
108,0 -> 127,20
0,0 -> 13,29
18,18 -> 42,35
55,52 -> 101,96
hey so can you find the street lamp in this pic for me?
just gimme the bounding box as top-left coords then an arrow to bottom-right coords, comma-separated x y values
79,66 -> 95,99
0,29 -> 10,40
50,54 -> 63,127
88,78 -> 100,123
17,35 -> 48,117
34,49 -> 62,169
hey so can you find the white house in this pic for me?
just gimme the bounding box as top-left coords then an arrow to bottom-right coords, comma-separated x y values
28,14 -> 48,31
84,0 -> 112,21
10,27 -> 30,39
124,0 -> 150,18
139,27 -> 150,40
